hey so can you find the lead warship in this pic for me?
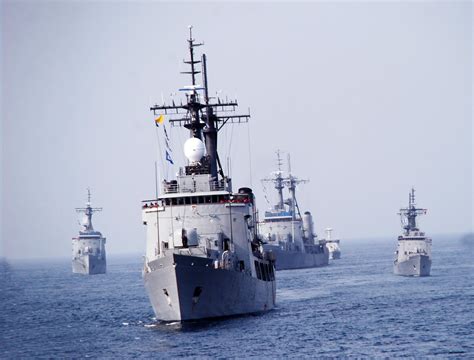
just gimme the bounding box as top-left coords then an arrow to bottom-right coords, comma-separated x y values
72,189 -> 106,275
394,188 -> 432,276
323,228 -> 341,260
259,152 -> 329,270
141,28 -> 276,322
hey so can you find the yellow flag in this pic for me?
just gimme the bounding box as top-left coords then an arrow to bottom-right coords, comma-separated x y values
155,114 -> 164,126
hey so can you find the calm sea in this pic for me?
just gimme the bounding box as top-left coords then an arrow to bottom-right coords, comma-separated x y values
1,235 -> 473,358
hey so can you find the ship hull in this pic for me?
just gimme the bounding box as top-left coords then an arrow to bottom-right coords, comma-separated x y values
394,254 -> 431,277
72,255 -> 106,275
329,250 -> 341,260
144,254 -> 276,322
264,245 -> 329,271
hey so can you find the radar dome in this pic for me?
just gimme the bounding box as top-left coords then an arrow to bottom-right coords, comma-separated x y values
184,138 -> 205,163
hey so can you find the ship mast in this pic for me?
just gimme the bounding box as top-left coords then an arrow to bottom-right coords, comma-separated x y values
262,150 -> 285,211
75,188 -> 102,232
149,26 -> 250,184
398,188 -> 427,234
181,26 -> 204,140
284,154 -> 308,220
262,151 -> 308,218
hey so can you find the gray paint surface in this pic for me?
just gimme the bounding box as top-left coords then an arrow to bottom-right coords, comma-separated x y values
263,244 -> 329,271
144,253 -> 275,321
72,253 -> 106,275
394,254 -> 431,277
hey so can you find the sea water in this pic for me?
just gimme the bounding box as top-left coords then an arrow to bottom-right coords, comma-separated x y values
1,235 -> 473,358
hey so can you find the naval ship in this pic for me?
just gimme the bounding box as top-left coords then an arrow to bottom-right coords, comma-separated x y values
141,28 -> 276,322
323,228 -> 341,260
72,189 -> 106,275
394,188 -> 432,276
259,152 -> 329,270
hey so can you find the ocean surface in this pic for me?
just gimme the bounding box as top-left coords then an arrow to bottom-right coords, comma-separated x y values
1,235 -> 473,358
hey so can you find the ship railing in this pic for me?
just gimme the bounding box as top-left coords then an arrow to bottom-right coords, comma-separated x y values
210,182 -> 227,191
163,182 -> 179,193
162,180 -> 227,194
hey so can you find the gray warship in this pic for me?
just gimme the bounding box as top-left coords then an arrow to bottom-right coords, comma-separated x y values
259,152 -> 329,270
323,228 -> 341,260
72,189 -> 106,275
141,28 -> 276,322
394,188 -> 432,276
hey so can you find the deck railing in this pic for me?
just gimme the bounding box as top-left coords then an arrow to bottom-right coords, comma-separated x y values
162,180 -> 227,194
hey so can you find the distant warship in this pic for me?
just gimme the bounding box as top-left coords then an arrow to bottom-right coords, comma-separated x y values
259,152 -> 329,270
141,28 -> 276,322
72,189 -> 106,275
394,188 -> 431,276
323,228 -> 341,260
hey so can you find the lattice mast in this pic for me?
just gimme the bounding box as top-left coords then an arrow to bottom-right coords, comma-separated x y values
398,188 -> 427,234
149,26 -> 250,183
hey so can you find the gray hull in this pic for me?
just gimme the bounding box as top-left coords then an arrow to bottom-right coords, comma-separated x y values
264,245 -> 329,271
394,254 -> 431,277
144,254 -> 276,322
329,250 -> 341,260
72,255 -> 106,275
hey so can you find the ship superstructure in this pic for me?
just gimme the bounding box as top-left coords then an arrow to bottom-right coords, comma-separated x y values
394,188 -> 432,276
259,152 -> 329,270
72,189 -> 106,275
141,27 -> 275,322
323,228 -> 341,260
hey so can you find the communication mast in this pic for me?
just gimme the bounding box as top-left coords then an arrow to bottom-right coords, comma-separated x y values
75,188 -> 102,232
398,188 -> 427,234
149,26 -> 250,184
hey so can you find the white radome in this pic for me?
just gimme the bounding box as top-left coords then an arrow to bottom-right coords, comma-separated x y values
184,137 -> 205,163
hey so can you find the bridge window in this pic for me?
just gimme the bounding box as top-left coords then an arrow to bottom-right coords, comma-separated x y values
162,194 -> 241,206
254,260 -> 261,280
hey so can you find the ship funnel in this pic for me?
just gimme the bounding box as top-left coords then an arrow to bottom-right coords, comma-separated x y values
325,228 -> 333,240
302,211 -> 315,242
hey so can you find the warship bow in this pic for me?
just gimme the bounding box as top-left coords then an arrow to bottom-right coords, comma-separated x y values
142,27 -> 276,321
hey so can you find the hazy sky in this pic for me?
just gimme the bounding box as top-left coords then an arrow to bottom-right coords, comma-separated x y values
1,1 -> 472,259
